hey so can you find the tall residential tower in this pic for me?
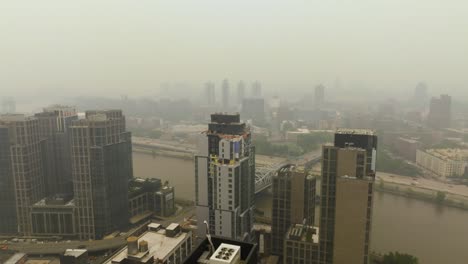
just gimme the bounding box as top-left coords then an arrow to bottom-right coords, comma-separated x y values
70,110 -> 133,239
35,105 -> 78,196
271,165 -> 316,257
319,129 -> 377,264
0,114 -> 45,235
195,113 -> 255,241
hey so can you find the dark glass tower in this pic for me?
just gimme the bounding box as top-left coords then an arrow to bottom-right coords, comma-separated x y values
71,110 -> 133,239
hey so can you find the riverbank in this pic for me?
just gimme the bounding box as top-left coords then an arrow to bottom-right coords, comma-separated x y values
133,147 -> 193,160
376,180 -> 468,211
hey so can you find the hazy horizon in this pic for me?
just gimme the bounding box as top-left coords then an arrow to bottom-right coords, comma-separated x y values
1,0 -> 468,101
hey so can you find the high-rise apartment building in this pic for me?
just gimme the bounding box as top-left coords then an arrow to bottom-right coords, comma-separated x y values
428,94 -> 451,129
195,113 -> 255,241
319,129 -> 377,264
205,82 -> 216,106
271,165 -> 316,256
0,114 -> 45,235
222,79 -> 230,109
70,110 -> 132,239
251,81 -> 262,98
237,81 -> 246,105
314,84 -> 325,108
35,105 -> 78,196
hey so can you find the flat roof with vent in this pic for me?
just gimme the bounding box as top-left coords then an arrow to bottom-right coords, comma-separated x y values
209,243 -> 241,264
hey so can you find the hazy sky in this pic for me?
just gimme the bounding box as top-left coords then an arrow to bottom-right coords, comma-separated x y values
1,0 -> 467,100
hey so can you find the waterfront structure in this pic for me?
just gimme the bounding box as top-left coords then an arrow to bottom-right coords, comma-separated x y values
31,195 -> 76,237
283,224 -> 319,264
35,105 -> 78,196
271,165 -> 316,257
222,79 -> 230,109
416,149 -> 468,178
70,110 -> 132,239
427,94 -> 451,129
104,223 -> 192,264
319,129 -> 377,264
251,81 -> 262,98
0,114 -> 45,235
195,113 -> 255,241
205,82 -> 216,106
314,84 -> 325,108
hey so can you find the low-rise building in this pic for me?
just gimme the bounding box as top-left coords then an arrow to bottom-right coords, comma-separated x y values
283,224 -> 319,264
394,137 -> 420,161
128,178 -> 176,224
60,249 -> 88,264
31,195 -> 76,238
416,149 -> 468,177
104,223 -> 192,264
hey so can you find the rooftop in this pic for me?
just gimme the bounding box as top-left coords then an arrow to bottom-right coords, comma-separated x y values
104,223 -> 189,264
286,224 -> 319,244
63,249 -> 87,258
426,149 -> 468,162
5,253 -> 27,264
336,128 -> 376,136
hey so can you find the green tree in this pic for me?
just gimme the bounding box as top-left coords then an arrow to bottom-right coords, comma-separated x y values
382,252 -> 418,264
435,191 -> 446,204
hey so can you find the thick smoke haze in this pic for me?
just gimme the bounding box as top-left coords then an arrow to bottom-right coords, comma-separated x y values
1,0 -> 468,102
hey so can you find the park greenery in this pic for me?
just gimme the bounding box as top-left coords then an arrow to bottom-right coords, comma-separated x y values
380,252 -> 419,264
130,127 -> 163,139
376,148 -> 422,177
254,132 -> 332,157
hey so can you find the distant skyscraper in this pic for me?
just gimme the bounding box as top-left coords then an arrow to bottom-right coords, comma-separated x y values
412,82 -> 428,110
222,79 -> 230,109
314,84 -> 325,108
271,165 -> 316,257
241,98 -> 265,125
251,81 -> 262,98
205,82 -> 216,106
427,94 -> 451,129
1,97 -> 16,114
195,113 -> 255,241
71,110 -> 132,239
319,129 -> 377,264
237,81 -> 246,105
0,114 -> 45,235
35,105 -> 78,196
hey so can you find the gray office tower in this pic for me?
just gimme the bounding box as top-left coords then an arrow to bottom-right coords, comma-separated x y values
35,105 -> 78,196
70,110 -> 132,239
237,81 -> 246,105
319,129 -> 377,264
251,81 -> 262,98
205,82 -> 216,106
271,165 -> 316,257
222,79 -> 230,109
0,114 -> 45,235
195,113 -> 255,241
314,84 -> 325,108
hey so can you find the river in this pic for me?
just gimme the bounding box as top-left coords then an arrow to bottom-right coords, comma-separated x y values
133,152 -> 468,264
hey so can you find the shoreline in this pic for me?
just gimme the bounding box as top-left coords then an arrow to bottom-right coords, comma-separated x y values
132,149 -> 468,211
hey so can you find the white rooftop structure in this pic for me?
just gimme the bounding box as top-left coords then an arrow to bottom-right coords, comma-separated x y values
105,223 -> 192,264
63,249 -> 87,258
209,243 -> 241,264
